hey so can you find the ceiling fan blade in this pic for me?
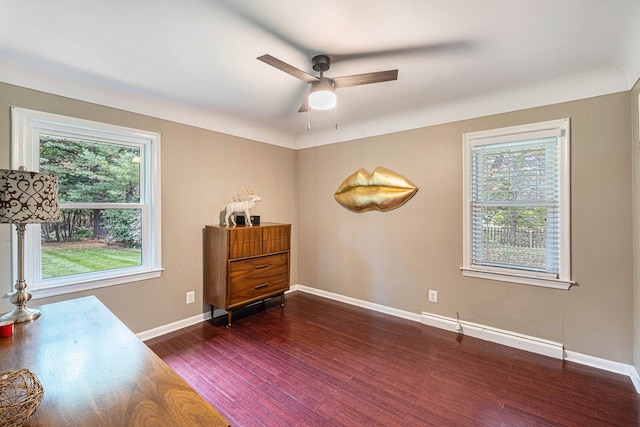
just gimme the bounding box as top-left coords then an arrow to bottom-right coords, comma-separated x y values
257,54 -> 318,83
332,70 -> 398,89
298,96 -> 309,113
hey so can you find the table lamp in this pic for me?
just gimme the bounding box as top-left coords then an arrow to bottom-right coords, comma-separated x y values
0,167 -> 60,323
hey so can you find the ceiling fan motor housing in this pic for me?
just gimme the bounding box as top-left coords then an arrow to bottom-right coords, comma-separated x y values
312,55 -> 331,73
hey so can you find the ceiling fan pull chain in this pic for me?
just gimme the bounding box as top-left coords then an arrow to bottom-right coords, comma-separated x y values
335,102 -> 338,130
307,108 -> 311,131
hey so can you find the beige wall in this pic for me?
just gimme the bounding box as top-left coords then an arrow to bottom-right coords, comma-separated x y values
1,82 -> 635,364
298,92 -> 633,363
0,82 -> 298,333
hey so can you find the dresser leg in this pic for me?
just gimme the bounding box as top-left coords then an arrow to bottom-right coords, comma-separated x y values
281,293 -> 285,307
226,311 -> 232,328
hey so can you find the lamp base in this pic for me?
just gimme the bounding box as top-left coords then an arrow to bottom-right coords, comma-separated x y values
0,306 -> 41,323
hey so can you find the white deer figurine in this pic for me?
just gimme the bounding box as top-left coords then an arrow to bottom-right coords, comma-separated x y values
224,189 -> 261,227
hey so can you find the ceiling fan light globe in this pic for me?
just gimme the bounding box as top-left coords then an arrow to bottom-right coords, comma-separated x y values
309,78 -> 336,110
309,90 -> 336,110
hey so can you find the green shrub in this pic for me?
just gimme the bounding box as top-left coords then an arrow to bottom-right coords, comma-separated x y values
73,226 -> 92,241
102,210 -> 142,248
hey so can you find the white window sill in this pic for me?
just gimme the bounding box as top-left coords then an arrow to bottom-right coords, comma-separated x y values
28,268 -> 164,299
461,268 -> 573,290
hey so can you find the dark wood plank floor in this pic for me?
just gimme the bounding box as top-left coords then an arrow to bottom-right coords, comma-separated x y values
146,291 -> 640,426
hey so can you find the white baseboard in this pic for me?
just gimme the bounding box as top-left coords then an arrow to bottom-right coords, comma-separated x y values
564,349 -> 637,376
137,284 -> 640,393
289,284 -> 421,322
137,311 -> 212,341
420,311 -> 564,359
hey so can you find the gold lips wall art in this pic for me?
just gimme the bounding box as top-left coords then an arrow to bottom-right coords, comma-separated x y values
334,167 -> 418,212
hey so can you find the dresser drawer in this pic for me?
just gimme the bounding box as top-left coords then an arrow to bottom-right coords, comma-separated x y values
228,253 -> 289,307
229,227 -> 263,259
263,224 -> 291,254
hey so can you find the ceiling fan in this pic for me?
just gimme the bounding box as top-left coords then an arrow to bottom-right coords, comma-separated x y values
257,54 -> 398,112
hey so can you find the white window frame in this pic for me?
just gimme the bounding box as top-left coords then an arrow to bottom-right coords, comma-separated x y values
461,118 -> 573,290
10,107 -> 163,298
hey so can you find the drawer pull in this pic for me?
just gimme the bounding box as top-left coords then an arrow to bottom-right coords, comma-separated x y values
254,283 -> 270,289
254,264 -> 269,270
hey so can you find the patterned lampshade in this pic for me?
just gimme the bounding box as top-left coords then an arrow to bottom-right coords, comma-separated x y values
0,168 -> 61,224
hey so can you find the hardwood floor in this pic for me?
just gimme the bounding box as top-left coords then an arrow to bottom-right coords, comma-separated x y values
146,291 -> 640,426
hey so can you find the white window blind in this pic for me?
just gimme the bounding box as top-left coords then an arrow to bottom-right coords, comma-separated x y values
470,136 -> 560,274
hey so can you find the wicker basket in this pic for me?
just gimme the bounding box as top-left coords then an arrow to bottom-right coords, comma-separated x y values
0,369 -> 44,427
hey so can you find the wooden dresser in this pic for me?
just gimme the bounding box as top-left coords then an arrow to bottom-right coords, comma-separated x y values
204,223 -> 291,326
0,296 -> 229,427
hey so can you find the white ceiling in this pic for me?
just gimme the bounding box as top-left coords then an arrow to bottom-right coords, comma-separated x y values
2,0 -> 640,149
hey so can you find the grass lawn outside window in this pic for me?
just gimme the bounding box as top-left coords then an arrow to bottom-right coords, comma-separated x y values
42,241 -> 141,279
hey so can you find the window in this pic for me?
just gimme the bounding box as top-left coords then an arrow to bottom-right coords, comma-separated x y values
461,119 -> 572,289
11,107 -> 162,297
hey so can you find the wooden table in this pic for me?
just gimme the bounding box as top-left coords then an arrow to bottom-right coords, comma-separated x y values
0,296 -> 229,427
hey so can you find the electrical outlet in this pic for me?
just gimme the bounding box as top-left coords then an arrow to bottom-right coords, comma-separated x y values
428,290 -> 438,303
186,291 -> 195,304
